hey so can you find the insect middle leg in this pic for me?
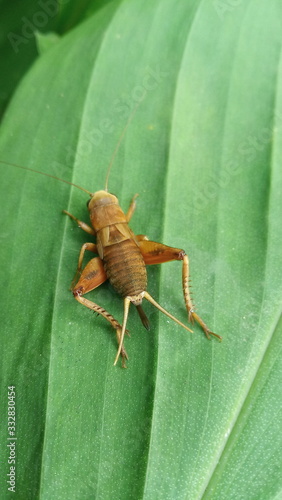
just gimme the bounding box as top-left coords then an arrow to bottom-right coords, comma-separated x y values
138,240 -> 221,341
63,210 -> 98,286
73,256 -> 129,366
69,242 -> 97,289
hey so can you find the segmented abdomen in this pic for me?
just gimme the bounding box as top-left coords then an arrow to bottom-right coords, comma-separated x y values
103,239 -> 147,297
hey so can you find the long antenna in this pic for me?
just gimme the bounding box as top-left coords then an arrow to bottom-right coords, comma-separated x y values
104,100 -> 142,191
0,160 -> 93,196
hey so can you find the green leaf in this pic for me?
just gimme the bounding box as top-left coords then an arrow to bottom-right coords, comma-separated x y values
0,0 -> 101,118
35,31 -> 61,55
1,1 -> 282,499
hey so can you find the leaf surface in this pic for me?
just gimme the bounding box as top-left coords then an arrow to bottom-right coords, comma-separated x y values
0,1 -> 281,499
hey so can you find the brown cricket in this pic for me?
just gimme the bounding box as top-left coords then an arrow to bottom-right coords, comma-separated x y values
62,182 -> 221,367
1,121 -> 221,367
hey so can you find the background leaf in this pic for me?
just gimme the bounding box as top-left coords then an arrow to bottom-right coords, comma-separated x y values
0,0 -> 103,118
0,1 -> 282,499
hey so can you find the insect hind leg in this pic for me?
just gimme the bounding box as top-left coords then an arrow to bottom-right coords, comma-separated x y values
73,257 -> 129,366
138,240 -> 222,341
182,254 -> 222,340
114,298 -> 131,366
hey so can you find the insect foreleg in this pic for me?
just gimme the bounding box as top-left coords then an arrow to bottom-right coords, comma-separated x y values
63,210 -> 96,235
126,194 -> 139,222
